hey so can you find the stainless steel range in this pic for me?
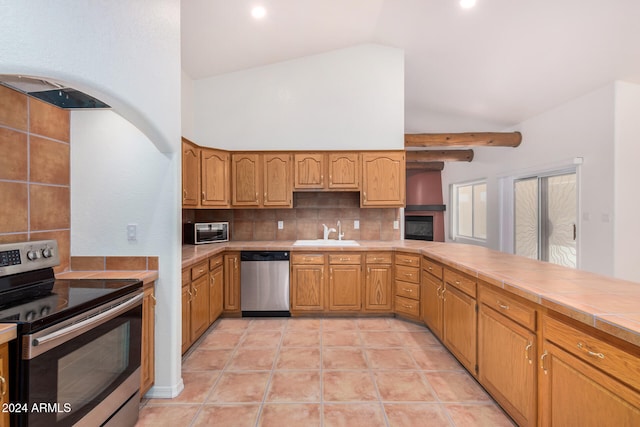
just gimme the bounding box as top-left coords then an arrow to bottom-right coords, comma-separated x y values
0,240 -> 142,427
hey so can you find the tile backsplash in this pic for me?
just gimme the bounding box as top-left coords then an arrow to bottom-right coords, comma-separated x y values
183,192 -> 401,242
0,85 -> 71,271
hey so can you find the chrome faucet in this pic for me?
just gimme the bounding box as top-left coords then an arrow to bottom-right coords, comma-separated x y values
337,220 -> 344,240
322,224 -> 337,240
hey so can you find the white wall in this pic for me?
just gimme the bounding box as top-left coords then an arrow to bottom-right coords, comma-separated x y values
441,84 -> 616,276
193,44 -> 404,150
614,81 -> 640,282
182,71 -> 196,141
0,0 -> 183,398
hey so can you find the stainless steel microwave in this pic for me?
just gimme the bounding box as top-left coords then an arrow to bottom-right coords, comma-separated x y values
184,222 -> 229,244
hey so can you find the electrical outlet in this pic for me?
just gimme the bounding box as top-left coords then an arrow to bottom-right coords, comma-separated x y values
393,220 -> 399,230
127,224 -> 137,241
277,220 -> 284,230
354,220 -> 360,230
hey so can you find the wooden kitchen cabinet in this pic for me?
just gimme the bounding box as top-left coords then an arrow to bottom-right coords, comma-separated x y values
421,256 -> 444,339
141,282 -> 156,397
294,153 -> 325,189
478,285 -> 537,427
361,151 -> 405,207
1,342 -> 9,427
394,252 -> 421,320
328,253 -> 362,311
442,268 -> 477,375
182,139 -> 200,207
181,269 -> 191,354
328,152 -> 360,189
231,153 -> 261,207
209,255 -> 224,324
201,148 -> 230,207
539,314 -> 640,426
363,252 -> 393,312
224,253 -> 241,313
190,272 -> 210,341
263,153 -> 292,207
291,253 -> 325,312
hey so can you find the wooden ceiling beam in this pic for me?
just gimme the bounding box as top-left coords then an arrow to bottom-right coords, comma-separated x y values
407,149 -> 474,163
406,161 -> 445,171
405,131 -> 522,148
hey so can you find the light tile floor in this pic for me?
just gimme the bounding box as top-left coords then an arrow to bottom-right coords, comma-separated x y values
137,317 -> 515,427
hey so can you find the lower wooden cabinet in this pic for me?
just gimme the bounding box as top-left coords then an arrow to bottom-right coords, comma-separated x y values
328,254 -> 362,311
190,273 -> 210,341
223,253 -> 241,313
181,270 -> 191,354
394,253 -> 421,321
364,253 -> 393,312
291,254 -> 325,312
209,261 -> 224,323
0,342 -> 9,427
442,278 -> 477,375
421,271 -> 443,339
141,282 -> 156,397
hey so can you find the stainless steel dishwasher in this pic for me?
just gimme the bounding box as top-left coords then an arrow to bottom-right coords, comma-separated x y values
240,251 -> 290,316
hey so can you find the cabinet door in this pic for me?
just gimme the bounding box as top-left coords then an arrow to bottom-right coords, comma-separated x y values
141,284 -> 155,397
443,284 -> 477,374
263,153 -> 292,207
361,152 -> 405,207
209,266 -> 224,324
291,264 -> 325,311
479,305 -> 536,427
329,264 -> 362,311
294,153 -> 325,189
181,283 -> 191,354
190,274 -> 210,342
539,341 -> 640,427
0,342 -> 9,427
364,264 -> 393,311
224,254 -> 241,312
422,272 -> 443,339
328,152 -> 359,189
201,148 -> 230,207
182,140 -> 200,207
231,153 -> 261,206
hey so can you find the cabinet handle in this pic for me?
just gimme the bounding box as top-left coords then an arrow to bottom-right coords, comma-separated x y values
577,342 -> 605,359
0,375 -> 6,397
525,342 -> 533,364
193,286 -> 198,298
403,273 -> 413,278
402,304 -> 413,309
187,290 -> 193,303
497,301 -> 509,310
427,266 -> 433,271
264,192 -> 267,199
234,258 -> 238,269
436,286 -> 443,299
183,189 -> 187,201
367,267 -> 371,274
363,192 -> 367,201
339,257 -> 348,262
441,288 -> 446,301
403,288 -> 413,293
455,280 -> 461,285
540,350 -> 549,375
201,191 -> 205,201
151,294 -> 157,306
255,192 -> 259,202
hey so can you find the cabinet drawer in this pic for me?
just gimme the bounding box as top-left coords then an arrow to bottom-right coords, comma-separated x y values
422,257 -> 443,280
209,255 -> 223,271
479,285 -> 536,331
292,253 -> 325,265
396,281 -> 420,300
395,295 -> 420,318
328,253 -> 362,265
191,261 -> 208,280
366,253 -> 392,264
444,268 -> 476,298
181,268 -> 190,286
395,253 -> 421,267
543,315 -> 640,391
395,265 -> 420,284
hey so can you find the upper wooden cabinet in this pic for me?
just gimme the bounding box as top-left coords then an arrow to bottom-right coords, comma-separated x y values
231,153 -> 261,207
294,153 -> 325,189
231,152 -> 292,208
294,152 -> 360,191
328,152 -> 360,189
182,139 -> 200,207
263,153 -> 292,207
361,151 -> 405,207
201,148 -> 230,207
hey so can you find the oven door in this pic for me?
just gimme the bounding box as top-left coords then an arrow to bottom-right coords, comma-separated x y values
17,292 -> 142,427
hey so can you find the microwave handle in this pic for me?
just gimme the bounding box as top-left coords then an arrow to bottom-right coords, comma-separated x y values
24,293 -> 143,359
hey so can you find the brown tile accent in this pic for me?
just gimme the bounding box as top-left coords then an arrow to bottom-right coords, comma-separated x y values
148,256 -> 159,270
105,256 -> 147,271
360,220 -> 381,240
29,185 -> 70,230
0,182 -> 28,233
30,136 -> 70,185
384,404 -> 451,427
29,98 -> 70,142
232,220 -> 254,240
266,371 -> 321,402
0,234 -> 28,244
360,208 -> 382,220
0,85 -> 28,131
296,219 -> 320,240
0,128 -> 28,180
70,256 -> 106,271
323,372 -> 378,401
275,220 -> 297,240
208,371 -> 270,403
259,404 -> 321,427
295,208 -> 319,219
30,229 -> 70,273
273,208 -> 297,220
192,405 -> 260,427
253,220 -> 276,240
233,209 -> 258,220
380,220 -> 399,240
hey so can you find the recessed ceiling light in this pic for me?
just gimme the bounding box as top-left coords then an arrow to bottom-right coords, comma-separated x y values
251,5 -> 267,19
460,0 -> 477,9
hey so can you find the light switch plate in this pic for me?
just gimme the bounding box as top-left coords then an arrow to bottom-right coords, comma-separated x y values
393,220 -> 399,230
277,220 -> 284,230
354,220 -> 360,230
127,224 -> 137,241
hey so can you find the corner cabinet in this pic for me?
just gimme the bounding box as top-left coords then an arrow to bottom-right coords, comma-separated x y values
442,268 -> 477,375
141,282 -> 156,397
182,139 -> 200,207
361,151 -> 405,207
421,256 -> 444,339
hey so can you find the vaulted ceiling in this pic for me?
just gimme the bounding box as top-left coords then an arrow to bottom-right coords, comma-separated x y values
181,0 -> 640,131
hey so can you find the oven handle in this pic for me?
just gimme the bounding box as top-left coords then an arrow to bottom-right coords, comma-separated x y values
24,293 -> 143,359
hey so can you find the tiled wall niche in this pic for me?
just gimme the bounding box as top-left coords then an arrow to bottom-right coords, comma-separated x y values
0,85 -> 71,272
183,192 -> 401,242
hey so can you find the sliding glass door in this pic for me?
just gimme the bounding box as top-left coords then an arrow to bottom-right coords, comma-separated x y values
514,172 -> 577,268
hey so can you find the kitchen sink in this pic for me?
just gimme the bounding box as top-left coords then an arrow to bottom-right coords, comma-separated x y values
293,239 -> 360,247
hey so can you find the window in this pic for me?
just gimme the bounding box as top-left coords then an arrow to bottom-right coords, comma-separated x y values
452,181 -> 487,240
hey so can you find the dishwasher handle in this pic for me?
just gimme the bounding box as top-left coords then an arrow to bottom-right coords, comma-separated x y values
241,251 -> 290,262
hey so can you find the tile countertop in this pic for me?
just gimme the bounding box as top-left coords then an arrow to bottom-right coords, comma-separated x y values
0,324 -> 17,345
183,240 -> 640,348
56,270 -> 159,285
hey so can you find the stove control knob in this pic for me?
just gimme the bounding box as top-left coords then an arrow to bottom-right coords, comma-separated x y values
26,310 -> 36,321
42,248 -> 53,258
27,250 -> 41,261
40,306 -> 51,316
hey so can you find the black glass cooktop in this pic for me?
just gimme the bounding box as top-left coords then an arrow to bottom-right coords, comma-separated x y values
0,272 -> 142,333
